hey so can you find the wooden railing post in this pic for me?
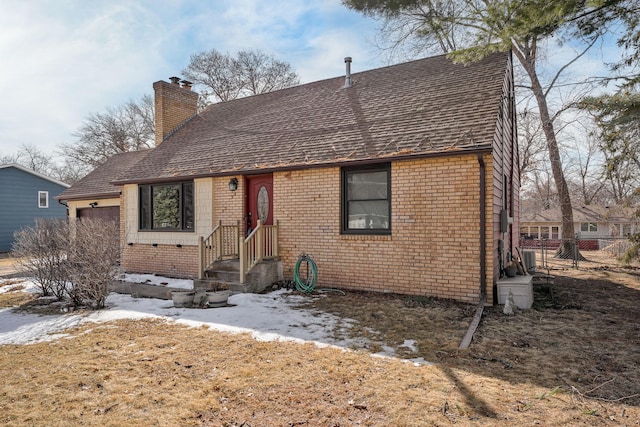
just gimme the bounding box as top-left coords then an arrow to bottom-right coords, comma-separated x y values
239,236 -> 246,284
274,220 -> 279,257
198,236 -> 204,279
216,220 -> 222,260
256,220 -> 263,263
236,220 -> 241,257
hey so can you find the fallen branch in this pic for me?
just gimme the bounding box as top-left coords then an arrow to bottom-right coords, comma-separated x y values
571,385 -> 639,403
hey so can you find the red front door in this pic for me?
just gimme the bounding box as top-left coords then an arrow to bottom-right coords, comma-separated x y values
246,174 -> 273,235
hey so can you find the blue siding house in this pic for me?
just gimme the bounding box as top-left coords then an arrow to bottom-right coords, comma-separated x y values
0,164 -> 70,252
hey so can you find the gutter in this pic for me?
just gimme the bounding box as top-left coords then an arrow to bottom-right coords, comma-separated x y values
111,147 -> 494,186
55,192 -> 120,202
478,154 -> 487,301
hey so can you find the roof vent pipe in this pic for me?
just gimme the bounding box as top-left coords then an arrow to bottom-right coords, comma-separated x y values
344,57 -> 352,88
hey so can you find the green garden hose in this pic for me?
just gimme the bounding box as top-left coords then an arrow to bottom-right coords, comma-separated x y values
293,253 -> 318,293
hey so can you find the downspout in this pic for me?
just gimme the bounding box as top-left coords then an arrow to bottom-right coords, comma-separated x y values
460,154 -> 488,349
478,154 -> 487,302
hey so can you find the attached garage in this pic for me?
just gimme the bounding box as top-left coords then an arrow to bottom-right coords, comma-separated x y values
77,206 -> 120,227
56,151 -> 150,245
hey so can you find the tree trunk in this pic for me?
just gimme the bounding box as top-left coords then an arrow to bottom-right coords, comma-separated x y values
516,50 -> 583,260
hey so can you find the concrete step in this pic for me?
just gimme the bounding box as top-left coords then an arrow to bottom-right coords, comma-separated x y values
204,269 -> 240,283
208,259 -> 240,272
193,277 -> 247,294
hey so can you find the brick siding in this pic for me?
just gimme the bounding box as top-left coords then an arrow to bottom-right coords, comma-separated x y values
153,80 -> 198,145
122,243 -> 199,278
119,155 -> 496,303
275,154 -> 494,304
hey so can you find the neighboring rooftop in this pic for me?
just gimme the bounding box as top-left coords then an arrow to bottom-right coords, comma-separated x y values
56,150 -> 151,201
114,52 -> 510,184
521,205 -> 639,223
0,164 -> 69,188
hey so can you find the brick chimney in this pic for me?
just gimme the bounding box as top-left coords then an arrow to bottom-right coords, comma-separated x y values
153,77 -> 199,145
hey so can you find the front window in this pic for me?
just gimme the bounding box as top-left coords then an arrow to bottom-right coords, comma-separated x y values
139,182 -> 194,231
551,226 -> 559,239
580,222 -> 598,233
540,227 -> 550,239
342,164 -> 391,234
38,191 -> 48,208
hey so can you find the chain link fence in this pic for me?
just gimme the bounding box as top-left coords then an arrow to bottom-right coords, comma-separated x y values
520,236 -> 638,271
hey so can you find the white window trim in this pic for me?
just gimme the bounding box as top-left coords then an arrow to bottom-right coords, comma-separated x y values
38,191 -> 49,208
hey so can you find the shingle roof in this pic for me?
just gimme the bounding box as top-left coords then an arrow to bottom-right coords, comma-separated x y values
0,164 -> 69,188
114,52 -> 510,184
521,205 -> 638,223
56,150 -> 151,201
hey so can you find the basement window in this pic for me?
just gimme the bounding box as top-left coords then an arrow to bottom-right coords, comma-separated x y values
139,181 -> 194,231
341,164 -> 391,235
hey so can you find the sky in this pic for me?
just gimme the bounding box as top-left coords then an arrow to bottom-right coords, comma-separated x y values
0,0 -> 383,159
0,274 -> 426,364
0,1 -> 623,163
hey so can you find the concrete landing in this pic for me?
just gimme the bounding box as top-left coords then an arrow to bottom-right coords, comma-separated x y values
109,280 -> 187,300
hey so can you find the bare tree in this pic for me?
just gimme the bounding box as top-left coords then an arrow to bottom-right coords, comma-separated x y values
344,0 -> 619,257
565,132 -> 607,205
48,158 -> 91,185
602,136 -> 640,204
59,94 -> 154,168
0,144 -> 86,184
517,109 -> 547,186
183,49 -> 300,104
183,49 -> 242,102
522,163 -> 557,212
235,50 -> 300,95
0,144 -> 53,173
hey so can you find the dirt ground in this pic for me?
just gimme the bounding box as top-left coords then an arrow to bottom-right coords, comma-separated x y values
1,266 -> 639,426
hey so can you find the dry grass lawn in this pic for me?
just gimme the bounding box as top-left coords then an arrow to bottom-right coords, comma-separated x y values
1,267 -> 639,426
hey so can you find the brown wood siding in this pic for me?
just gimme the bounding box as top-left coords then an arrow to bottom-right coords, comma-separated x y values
490,53 -> 519,293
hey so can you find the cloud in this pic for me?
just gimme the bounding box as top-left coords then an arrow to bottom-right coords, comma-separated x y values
0,2 -> 168,154
0,1 -> 622,162
0,0 -> 384,158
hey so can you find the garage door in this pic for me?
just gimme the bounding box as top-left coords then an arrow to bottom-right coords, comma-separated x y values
77,206 -> 120,228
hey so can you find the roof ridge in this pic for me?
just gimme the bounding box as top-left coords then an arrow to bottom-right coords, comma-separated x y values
0,163 -> 70,188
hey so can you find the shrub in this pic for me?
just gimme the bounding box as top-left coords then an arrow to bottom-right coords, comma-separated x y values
66,218 -> 120,309
12,218 -> 120,309
12,219 -> 70,299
